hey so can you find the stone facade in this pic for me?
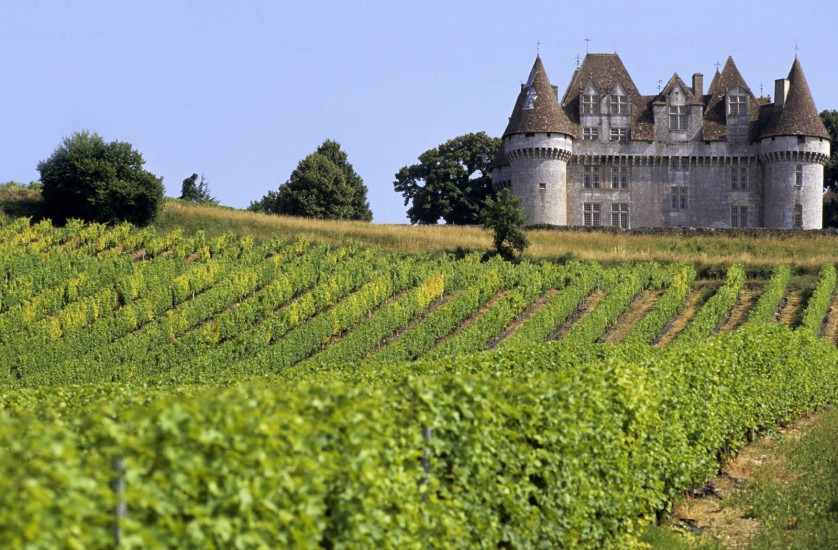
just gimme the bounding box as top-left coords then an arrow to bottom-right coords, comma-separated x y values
492,54 -> 831,229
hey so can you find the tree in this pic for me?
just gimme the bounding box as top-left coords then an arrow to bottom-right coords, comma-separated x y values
394,132 -> 501,224
314,140 -> 372,221
824,189 -> 838,228
250,140 -> 372,221
38,131 -> 164,226
481,188 -> 529,261
247,190 -> 279,214
179,173 -> 218,204
821,110 -> 838,192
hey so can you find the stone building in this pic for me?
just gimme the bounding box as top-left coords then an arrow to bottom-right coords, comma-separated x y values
492,53 -> 831,229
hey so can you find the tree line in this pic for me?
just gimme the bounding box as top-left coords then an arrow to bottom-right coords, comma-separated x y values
26,110 -> 838,250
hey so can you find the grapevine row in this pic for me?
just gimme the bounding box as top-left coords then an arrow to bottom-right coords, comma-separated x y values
673,263 -> 746,345
621,264 -> 697,345
743,264 -> 792,326
799,264 -> 837,337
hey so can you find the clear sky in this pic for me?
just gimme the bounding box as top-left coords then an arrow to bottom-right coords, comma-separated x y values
2,1 -> 836,223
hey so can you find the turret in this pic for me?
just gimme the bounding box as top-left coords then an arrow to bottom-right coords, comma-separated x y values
759,58 -> 830,229
493,56 -> 575,225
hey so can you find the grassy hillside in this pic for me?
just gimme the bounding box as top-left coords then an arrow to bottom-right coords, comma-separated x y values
2,182 -> 835,271
158,200 -> 838,272
0,198 -> 836,547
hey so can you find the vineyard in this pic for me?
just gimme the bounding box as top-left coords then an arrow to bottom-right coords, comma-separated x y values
0,217 -> 837,548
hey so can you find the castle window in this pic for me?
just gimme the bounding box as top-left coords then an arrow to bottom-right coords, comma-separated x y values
797,136 -> 806,144
582,127 -> 599,140
731,165 -> 749,190
583,165 -> 601,189
730,205 -> 748,228
795,164 -> 803,188
583,203 -> 601,226
728,94 -> 747,115
581,94 -> 600,115
609,165 -> 629,189
610,94 -> 628,115
669,106 -> 687,130
670,157 -> 689,171
611,203 -> 629,229
728,126 -> 748,143
538,182 -> 547,190
609,127 -> 628,143
794,204 -> 803,228
671,186 -> 688,210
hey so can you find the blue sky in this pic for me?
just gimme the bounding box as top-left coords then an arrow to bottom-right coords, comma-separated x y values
2,1 -> 836,223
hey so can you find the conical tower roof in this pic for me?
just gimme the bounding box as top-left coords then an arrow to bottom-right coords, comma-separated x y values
761,57 -> 829,139
502,56 -> 575,138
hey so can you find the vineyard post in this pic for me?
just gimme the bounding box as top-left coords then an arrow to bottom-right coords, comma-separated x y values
420,425 -> 432,501
110,457 -> 126,547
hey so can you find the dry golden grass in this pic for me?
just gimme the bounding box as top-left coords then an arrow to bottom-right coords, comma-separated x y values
157,201 -> 838,272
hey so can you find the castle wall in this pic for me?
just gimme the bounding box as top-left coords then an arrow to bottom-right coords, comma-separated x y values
760,136 -> 829,229
565,140 -> 764,228
503,133 -> 572,225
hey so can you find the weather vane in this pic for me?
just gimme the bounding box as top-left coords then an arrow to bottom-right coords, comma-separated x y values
714,61 -> 721,72
794,42 -> 799,58
584,37 -> 591,54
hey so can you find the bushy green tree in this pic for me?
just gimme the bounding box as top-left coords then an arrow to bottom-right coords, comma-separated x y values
824,190 -> 838,228
482,188 -> 529,260
247,190 -> 279,214
394,132 -> 500,224
38,131 -> 164,226
179,173 -> 217,204
251,140 -> 372,221
820,110 -> 838,228
314,140 -> 372,221
821,110 -> 838,192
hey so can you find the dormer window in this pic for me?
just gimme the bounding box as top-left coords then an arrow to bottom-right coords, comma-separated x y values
669,106 -> 687,130
610,94 -> 628,115
609,128 -> 628,143
581,94 -> 600,114
728,94 -> 747,115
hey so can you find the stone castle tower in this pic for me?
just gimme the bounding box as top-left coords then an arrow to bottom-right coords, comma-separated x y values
492,54 -> 830,229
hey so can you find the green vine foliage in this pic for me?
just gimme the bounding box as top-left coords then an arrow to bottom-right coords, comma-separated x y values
1,325 -> 836,548
0,218 -> 837,548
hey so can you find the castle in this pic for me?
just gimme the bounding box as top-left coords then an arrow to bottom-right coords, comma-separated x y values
491,53 -> 831,229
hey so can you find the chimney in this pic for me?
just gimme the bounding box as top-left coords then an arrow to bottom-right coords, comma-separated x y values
774,78 -> 789,110
692,73 -> 703,97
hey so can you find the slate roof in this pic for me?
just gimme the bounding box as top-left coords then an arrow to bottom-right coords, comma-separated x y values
653,73 -> 704,105
702,57 -> 760,141
760,58 -> 829,139
502,56 -> 576,138
496,53 -> 827,151
560,53 -> 655,141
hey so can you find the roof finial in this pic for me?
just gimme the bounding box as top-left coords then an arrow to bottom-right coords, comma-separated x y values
760,83 -> 764,97
576,53 -> 580,67
794,42 -> 799,58
536,40 -> 540,57
584,37 -> 591,54
714,61 -> 721,72
657,79 -> 662,92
